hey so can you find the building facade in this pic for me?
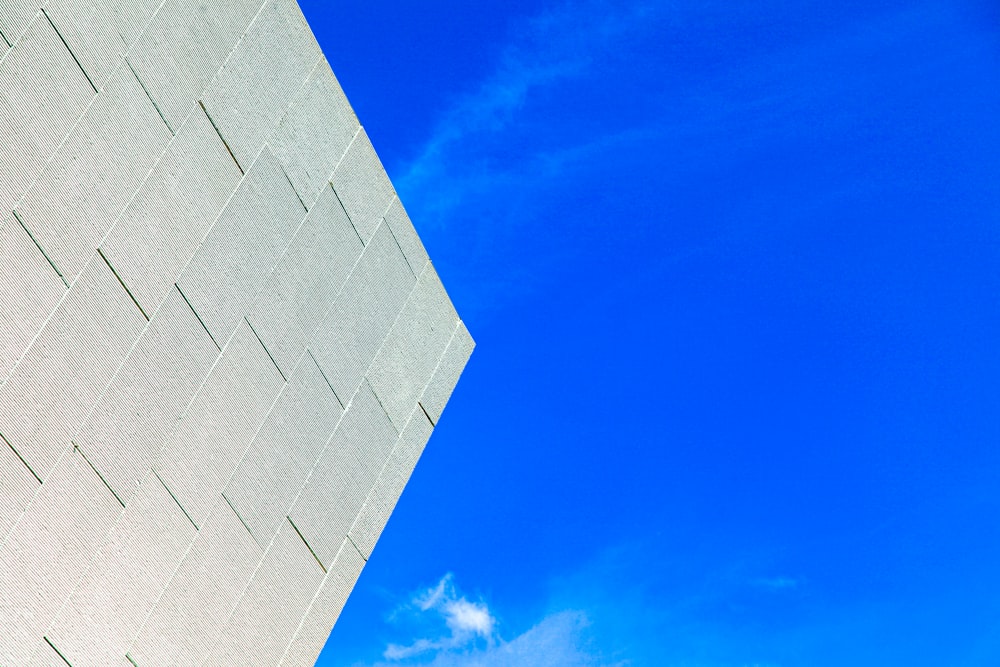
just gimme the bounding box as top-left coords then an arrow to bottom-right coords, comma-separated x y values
0,1 -> 472,664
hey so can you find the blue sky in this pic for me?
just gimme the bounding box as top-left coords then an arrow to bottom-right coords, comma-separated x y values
298,1 -> 1000,665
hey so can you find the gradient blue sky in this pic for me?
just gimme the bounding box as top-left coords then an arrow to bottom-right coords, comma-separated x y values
297,2 -> 1000,665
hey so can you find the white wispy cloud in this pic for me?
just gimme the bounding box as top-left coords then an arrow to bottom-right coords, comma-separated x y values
443,598 -> 496,638
384,574 -> 497,660
394,0 -> 661,226
415,576 -> 451,611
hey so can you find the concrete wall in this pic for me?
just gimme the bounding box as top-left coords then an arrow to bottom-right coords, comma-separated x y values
0,2 -> 473,665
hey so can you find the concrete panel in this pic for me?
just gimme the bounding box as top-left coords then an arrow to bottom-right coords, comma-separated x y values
366,262 -> 460,431
330,127 -> 397,244
270,58 -> 358,208
100,104 -> 243,316
289,382 -> 398,568
383,196 -> 430,278
309,220 -> 415,403
0,448 -> 122,667
126,500 -> 262,667
421,320 -> 476,425
45,0 -> 163,90
204,519 -> 325,667
176,146 -> 306,346
74,287 -> 220,505
45,473 -> 198,667
0,216 -> 65,383
155,319 -> 284,528
0,13 -> 96,214
224,353 -> 342,550
125,0 -> 267,132
27,639 -> 73,667
247,183 -> 364,376
350,407 -> 434,559
0,257 -> 147,480
15,65 -> 173,284
0,436 -> 39,543
201,0 -> 321,171
278,539 -> 366,667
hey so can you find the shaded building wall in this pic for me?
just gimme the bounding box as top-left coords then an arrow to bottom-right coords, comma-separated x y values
0,1 -> 473,665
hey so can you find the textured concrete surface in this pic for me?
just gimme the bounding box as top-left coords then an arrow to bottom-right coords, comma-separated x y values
0,1 -> 473,664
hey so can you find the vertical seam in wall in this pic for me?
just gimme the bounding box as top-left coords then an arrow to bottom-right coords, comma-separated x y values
74,443 -> 126,508
325,123 -> 362,189
221,491 -> 257,542
346,534 -> 367,562
306,348 -> 344,409
12,209 -> 69,288
415,318 -> 461,427
97,248 -> 149,321
279,162 -> 308,212
336,125 -> 363,174
41,8 -> 98,94
323,124 -> 365,243
153,470 -> 198,530
1,432 -> 42,484
125,57 -> 173,134
198,100 -> 244,174
364,377 -> 400,436
43,637 -> 74,666
330,185 -> 366,247
286,516 -> 327,573
417,401 -> 436,427
245,317 -> 287,382
383,209 -> 419,279
175,284 -> 221,351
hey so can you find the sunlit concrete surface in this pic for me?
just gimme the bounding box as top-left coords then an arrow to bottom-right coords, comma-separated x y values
0,1 -> 473,664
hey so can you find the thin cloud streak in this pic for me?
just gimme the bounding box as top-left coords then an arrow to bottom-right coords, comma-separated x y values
751,576 -> 801,591
394,0 -> 661,225
370,609 -> 619,667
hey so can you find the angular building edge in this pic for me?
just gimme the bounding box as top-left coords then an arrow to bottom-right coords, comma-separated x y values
0,0 -> 475,665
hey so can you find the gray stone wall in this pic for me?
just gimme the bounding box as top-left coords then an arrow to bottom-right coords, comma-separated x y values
0,1 -> 473,665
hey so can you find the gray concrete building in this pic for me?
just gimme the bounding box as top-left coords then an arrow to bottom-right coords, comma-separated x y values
0,1 -> 473,665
